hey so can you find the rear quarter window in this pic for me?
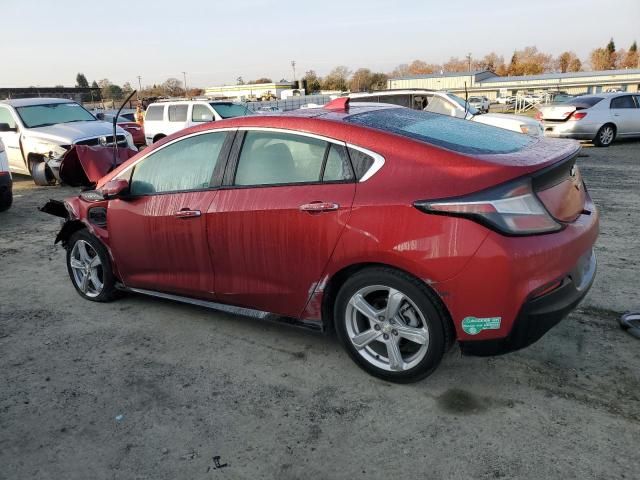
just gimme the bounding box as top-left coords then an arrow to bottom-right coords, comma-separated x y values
345,108 -> 534,155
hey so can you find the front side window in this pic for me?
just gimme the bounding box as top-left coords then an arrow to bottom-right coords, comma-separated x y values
0,107 -> 17,129
130,132 -> 226,195
16,102 -> 96,128
610,95 -> 637,109
168,104 -> 188,122
192,104 -> 214,122
145,105 -> 164,121
210,103 -> 251,119
235,131 -> 328,186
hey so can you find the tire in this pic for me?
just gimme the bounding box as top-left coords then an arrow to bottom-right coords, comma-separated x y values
334,267 -> 452,383
593,124 -> 616,147
66,230 -> 118,302
0,187 -> 12,212
30,159 -> 56,186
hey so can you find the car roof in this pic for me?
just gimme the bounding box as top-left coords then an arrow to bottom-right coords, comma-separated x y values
0,97 -> 75,107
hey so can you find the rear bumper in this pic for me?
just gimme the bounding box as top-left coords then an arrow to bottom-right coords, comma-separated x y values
543,121 -> 599,140
460,248 -> 596,355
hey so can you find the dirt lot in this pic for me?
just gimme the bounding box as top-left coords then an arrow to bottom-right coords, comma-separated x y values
1,140 -> 639,480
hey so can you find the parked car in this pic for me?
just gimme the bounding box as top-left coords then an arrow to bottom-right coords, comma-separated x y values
350,90 -> 543,136
43,98 -> 598,382
0,138 -> 12,211
0,98 -> 135,185
255,106 -> 283,114
495,96 -> 515,105
536,92 -> 640,147
98,112 -> 145,148
468,96 -> 490,113
144,100 -> 252,145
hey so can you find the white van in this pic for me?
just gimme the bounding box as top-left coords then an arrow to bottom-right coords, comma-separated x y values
143,101 -> 252,145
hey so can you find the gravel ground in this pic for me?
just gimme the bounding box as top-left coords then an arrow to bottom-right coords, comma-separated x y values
1,140 -> 639,480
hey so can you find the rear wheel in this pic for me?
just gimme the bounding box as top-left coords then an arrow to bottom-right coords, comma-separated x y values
66,230 -> 118,302
334,267 -> 450,383
593,124 -> 616,147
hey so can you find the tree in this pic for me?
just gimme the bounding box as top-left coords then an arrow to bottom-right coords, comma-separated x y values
557,51 -> 575,73
75,73 -> 89,88
251,77 -> 273,84
369,72 -> 388,90
607,38 -> 616,54
349,68 -> 372,92
236,76 -> 244,85
162,78 -> 184,96
322,66 -> 350,91
443,57 -> 468,72
473,52 -> 505,73
620,41 -> 639,68
122,82 -> 133,95
590,47 -> 615,70
568,57 -> 582,72
408,60 -> 436,75
390,63 -> 411,77
303,70 -> 322,93
508,47 -> 553,75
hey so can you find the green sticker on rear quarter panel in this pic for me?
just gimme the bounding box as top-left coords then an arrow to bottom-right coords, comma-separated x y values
462,316 -> 502,335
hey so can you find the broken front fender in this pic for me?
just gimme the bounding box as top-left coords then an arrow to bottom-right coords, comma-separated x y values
39,199 -> 85,245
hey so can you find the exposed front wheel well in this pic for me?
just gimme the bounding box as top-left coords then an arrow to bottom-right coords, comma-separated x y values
321,262 -> 455,347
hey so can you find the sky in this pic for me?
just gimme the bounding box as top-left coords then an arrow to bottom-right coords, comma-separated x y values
1,0 -> 638,89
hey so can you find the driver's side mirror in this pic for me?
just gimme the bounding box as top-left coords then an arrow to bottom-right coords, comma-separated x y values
100,178 -> 130,199
0,122 -> 17,133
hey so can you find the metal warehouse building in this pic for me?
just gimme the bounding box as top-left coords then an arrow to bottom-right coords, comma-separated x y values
204,82 -> 295,101
387,69 -> 640,99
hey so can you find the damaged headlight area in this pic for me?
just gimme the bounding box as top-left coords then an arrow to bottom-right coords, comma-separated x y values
22,137 -> 70,160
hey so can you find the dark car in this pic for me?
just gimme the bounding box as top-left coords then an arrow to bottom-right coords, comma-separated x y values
43,98 -> 598,382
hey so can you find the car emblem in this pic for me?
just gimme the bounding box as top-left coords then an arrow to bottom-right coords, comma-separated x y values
99,136 -> 107,146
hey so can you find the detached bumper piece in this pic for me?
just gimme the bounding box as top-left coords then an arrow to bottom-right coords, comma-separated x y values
461,249 -> 596,356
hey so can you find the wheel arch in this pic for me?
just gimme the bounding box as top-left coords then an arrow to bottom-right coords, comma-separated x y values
152,133 -> 166,143
320,262 -> 455,346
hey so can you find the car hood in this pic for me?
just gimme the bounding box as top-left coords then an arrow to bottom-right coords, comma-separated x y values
25,121 -> 126,144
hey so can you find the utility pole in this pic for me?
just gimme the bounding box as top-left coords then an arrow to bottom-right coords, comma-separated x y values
137,76 -> 142,101
466,53 -> 472,72
291,60 -> 297,85
182,71 -> 188,98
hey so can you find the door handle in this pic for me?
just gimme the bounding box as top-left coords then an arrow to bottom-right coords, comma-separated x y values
299,202 -> 340,213
174,209 -> 201,219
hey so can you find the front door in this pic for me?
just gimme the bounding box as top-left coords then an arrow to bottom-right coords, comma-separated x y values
0,106 -> 26,174
207,130 -> 356,318
108,131 -> 230,298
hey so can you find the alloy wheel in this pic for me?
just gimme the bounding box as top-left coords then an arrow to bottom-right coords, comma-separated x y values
69,240 -> 104,298
345,285 -> 430,372
599,126 -> 614,146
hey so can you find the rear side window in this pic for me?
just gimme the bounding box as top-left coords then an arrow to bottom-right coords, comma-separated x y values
235,131 -> 327,186
347,147 -> 374,180
0,107 -> 17,129
145,105 -> 164,121
168,104 -> 188,122
130,132 -> 226,195
345,108 -> 534,155
610,96 -> 637,109
323,145 -> 354,182
192,104 -> 214,122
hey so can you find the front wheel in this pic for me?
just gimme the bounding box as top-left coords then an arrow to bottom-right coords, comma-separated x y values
593,124 -> 616,147
66,230 -> 118,302
334,268 -> 451,383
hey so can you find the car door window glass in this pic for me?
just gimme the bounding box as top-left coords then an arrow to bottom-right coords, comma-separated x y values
168,104 -> 188,122
347,147 -> 374,180
130,132 -> 225,195
0,107 -> 17,129
425,97 -> 458,116
323,145 -> 354,182
192,104 -> 214,122
234,131 -> 327,186
610,96 -> 636,109
145,105 -> 164,121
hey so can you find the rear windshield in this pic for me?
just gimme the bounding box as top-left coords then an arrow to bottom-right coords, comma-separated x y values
566,97 -> 603,108
210,103 -> 251,119
345,108 -> 534,155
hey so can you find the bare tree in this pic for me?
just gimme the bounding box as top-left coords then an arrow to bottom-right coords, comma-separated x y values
162,78 -> 184,96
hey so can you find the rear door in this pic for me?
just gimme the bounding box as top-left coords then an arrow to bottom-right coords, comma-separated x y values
206,129 -> 356,317
108,130 -> 232,298
0,106 -> 26,174
609,95 -> 638,135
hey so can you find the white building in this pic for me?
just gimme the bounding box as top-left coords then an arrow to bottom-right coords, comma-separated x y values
205,82 -> 295,101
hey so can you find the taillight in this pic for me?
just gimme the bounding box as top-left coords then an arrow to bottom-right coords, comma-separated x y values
414,179 -> 562,236
571,112 -> 587,120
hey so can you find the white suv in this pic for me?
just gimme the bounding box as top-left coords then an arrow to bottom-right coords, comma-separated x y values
144,101 -> 252,145
349,90 -> 543,136
0,98 -> 134,185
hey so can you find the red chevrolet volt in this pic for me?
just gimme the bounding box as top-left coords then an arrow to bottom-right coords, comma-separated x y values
44,98 -> 598,382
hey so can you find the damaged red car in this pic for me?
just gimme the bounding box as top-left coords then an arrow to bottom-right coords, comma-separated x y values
43,99 -> 598,382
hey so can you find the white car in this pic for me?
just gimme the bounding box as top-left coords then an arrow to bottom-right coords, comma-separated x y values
468,96 -> 490,113
0,138 -> 12,211
144,100 -> 252,145
0,98 -> 134,185
350,90 -> 543,136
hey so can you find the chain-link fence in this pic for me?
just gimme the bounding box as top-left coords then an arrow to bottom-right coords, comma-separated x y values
246,95 -> 334,112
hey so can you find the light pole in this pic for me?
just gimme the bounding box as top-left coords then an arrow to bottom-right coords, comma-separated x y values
291,60 -> 296,85
137,76 -> 142,101
182,71 -> 188,98
466,53 -> 472,72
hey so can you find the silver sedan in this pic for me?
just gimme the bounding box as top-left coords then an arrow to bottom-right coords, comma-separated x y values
537,92 -> 640,147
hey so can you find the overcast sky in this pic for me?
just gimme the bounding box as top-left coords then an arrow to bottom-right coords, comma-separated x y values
2,0 -> 637,88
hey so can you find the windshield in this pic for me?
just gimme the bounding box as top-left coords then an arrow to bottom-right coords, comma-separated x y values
345,108 -> 534,155
210,103 -> 252,119
16,102 -> 96,128
446,94 -> 480,115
